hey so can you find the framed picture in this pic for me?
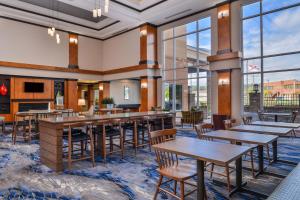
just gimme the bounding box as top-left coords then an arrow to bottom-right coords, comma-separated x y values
124,85 -> 129,100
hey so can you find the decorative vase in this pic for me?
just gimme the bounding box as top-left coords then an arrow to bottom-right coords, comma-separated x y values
107,104 -> 114,109
0,84 -> 8,96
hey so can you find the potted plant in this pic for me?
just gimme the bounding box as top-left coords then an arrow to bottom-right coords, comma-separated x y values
101,97 -> 115,109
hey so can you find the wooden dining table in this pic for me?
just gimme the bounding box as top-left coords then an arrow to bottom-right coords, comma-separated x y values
204,130 -> 279,177
39,111 -> 175,172
251,121 -> 300,129
152,137 -> 251,200
261,112 -> 291,122
230,125 -> 292,136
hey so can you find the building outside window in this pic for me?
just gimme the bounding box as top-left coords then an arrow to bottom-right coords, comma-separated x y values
242,0 -> 300,113
162,17 -> 212,118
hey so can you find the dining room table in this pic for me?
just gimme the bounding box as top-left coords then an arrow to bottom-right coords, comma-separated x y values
39,111 -> 175,172
251,120 -> 300,129
230,125 -> 297,166
152,137 -> 251,200
204,130 -> 281,178
260,112 -> 291,122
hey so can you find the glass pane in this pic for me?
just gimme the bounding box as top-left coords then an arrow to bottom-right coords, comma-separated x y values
198,29 -> 211,60
175,34 -> 197,69
264,54 -> 300,71
188,78 -> 198,110
174,21 -> 197,36
243,59 -> 261,73
263,0 -> 300,12
243,2 -> 260,18
163,82 -> 172,110
198,17 -> 211,30
163,69 -> 174,81
243,17 -> 261,58
263,71 -> 300,108
243,73 -> 261,112
164,39 -> 173,70
263,6 -> 300,55
163,28 -> 173,40
188,67 -> 197,79
174,80 -> 187,111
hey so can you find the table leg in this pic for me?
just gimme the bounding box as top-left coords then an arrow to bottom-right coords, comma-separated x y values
197,160 -> 205,200
236,157 -> 242,188
275,115 -> 278,122
257,145 -> 264,176
98,126 -> 106,162
272,140 -> 277,162
134,121 -> 138,154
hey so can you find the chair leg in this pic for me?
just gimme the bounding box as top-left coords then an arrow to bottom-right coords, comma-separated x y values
180,181 -> 185,200
225,165 -> 231,192
174,180 -> 177,195
250,150 -> 255,178
154,175 -> 163,200
210,163 -> 214,179
89,132 -> 95,167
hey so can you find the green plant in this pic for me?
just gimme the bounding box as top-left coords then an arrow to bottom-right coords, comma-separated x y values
101,97 -> 115,105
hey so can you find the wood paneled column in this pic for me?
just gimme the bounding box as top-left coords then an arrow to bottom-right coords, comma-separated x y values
140,76 -> 157,112
69,33 -> 79,69
217,70 -> 231,116
139,23 -> 158,66
99,82 -> 110,108
64,79 -> 78,111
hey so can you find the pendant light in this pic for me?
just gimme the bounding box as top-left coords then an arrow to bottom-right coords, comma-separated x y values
93,0 -> 109,17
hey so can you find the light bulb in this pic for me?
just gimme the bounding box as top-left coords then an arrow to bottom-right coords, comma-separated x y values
97,8 -> 102,17
105,0 -> 109,6
50,30 -> 54,37
56,38 -> 60,44
52,27 -> 55,33
93,9 -> 97,18
56,33 -> 60,40
104,5 -> 109,13
48,28 -> 51,35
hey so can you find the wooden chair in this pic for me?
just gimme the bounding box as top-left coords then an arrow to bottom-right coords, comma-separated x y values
224,120 -> 256,178
195,123 -> 213,140
63,122 -> 95,169
150,129 -> 198,200
181,111 -> 203,128
12,113 -> 34,144
0,116 -> 5,133
242,115 -> 253,125
93,119 -> 124,162
290,111 -> 298,123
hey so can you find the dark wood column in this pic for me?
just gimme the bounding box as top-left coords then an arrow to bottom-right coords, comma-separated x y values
140,76 -> 157,112
99,82 -> 110,108
217,70 -> 231,116
64,79 -> 78,111
69,33 -> 79,69
139,23 -> 158,66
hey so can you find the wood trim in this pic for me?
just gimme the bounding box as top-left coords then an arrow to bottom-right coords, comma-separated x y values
207,51 -> 242,62
218,70 -> 231,116
0,61 -> 160,76
217,3 -> 231,54
69,33 -> 78,69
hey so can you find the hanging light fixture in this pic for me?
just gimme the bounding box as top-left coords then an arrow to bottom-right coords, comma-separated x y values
105,0 -> 109,13
56,33 -> 60,44
92,0 -> 109,17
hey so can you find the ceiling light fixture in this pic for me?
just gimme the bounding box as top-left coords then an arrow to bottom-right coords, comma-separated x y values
92,0 -> 109,17
47,0 -> 61,45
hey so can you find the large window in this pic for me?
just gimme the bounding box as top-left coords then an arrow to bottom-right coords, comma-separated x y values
242,0 -> 300,113
162,17 -> 211,118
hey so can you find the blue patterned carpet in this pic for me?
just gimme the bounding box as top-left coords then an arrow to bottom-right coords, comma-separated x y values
0,127 -> 299,200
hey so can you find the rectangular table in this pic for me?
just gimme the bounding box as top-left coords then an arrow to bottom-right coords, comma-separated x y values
204,130 -> 279,177
152,137 -> 251,200
251,121 -> 300,129
230,125 -> 292,136
230,125 -> 297,166
261,112 -> 291,122
39,111 -> 175,171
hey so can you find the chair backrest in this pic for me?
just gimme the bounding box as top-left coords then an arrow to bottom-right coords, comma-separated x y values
195,123 -> 213,139
223,119 -> 233,130
291,111 -> 298,123
257,111 -> 264,121
242,115 -> 252,125
150,129 -> 177,169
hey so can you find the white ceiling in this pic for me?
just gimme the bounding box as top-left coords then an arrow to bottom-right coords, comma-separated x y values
0,0 -> 224,40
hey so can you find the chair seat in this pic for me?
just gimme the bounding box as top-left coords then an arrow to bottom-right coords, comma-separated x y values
157,165 -> 197,181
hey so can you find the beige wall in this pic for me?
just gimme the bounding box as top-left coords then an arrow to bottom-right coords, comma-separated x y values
0,18 -> 69,68
78,36 -> 102,71
102,29 -> 140,70
110,79 -> 140,105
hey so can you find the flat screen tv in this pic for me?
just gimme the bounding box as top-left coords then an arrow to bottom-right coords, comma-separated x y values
24,82 -> 44,93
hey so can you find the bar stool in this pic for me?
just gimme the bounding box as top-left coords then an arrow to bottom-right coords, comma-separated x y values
12,113 -> 34,144
93,119 -> 124,162
0,116 -> 5,133
63,122 -> 95,169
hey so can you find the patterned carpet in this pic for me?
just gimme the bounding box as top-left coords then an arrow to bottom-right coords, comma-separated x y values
0,127 -> 299,200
